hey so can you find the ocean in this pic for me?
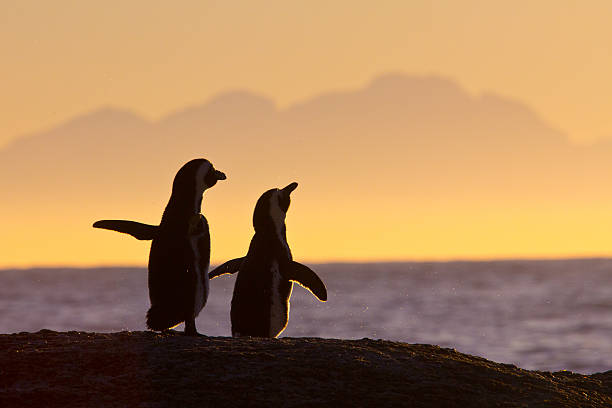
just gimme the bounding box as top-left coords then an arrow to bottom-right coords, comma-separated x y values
1,259 -> 611,374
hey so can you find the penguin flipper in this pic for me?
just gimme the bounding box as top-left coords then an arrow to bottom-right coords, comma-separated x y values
209,257 -> 244,279
283,262 -> 328,302
93,220 -> 159,240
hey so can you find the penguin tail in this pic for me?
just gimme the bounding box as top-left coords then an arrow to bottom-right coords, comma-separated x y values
146,305 -> 183,331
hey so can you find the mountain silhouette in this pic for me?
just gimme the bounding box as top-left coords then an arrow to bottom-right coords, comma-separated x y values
1,74 -> 610,266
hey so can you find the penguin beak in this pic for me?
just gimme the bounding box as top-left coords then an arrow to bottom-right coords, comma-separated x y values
282,182 -> 298,195
215,170 -> 227,181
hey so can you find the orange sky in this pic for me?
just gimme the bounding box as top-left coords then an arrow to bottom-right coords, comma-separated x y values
2,2 -> 612,267
2,1 -> 612,147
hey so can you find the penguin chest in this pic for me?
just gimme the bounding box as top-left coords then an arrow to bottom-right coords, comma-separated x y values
189,230 -> 211,317
268,260 -> 293,338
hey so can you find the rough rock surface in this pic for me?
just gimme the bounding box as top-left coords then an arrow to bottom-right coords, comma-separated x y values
1,330 -> 611,407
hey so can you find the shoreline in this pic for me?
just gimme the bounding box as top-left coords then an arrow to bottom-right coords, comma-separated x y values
1,330 -> 611,407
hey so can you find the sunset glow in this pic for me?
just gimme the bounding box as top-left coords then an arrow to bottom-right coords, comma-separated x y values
2,2 -> 612,267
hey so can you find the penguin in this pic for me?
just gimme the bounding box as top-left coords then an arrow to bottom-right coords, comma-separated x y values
93,158 -> 226,336
209,182 -> 327,338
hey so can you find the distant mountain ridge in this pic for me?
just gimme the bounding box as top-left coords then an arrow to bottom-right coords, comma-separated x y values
0,73 -> 567,155
1,73 -> 611,266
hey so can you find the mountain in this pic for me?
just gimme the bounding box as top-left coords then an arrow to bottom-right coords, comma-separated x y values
1,74 -> 611,267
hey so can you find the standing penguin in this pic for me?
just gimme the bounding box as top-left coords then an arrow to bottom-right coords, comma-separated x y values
209,182 -> 327,338
93,158 -> 226,335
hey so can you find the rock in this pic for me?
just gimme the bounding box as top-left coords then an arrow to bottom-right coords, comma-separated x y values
0,330 -> 610,407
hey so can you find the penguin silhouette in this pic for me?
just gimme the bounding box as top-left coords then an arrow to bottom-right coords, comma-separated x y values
209,182 -> 327,337
93,158 -> 226,335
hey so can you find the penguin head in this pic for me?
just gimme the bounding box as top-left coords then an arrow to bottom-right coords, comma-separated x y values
171,158 -> 226,202
253,182 -> 298,233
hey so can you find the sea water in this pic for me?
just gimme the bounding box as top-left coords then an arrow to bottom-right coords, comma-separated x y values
1,259 -> 611,374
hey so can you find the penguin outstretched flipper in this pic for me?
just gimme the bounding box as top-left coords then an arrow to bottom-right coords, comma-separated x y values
93,220 -> 159,240
282,262 -> 328,302
209,257 -> 244,279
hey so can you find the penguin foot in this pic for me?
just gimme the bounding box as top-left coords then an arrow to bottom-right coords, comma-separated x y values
184,319 -> 205,336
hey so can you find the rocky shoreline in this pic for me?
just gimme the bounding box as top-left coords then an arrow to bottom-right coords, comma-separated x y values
1,330 -> 611,407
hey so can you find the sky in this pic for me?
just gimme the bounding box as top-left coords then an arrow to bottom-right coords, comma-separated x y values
2,1 -> 612,147
2,1 -> 612,267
